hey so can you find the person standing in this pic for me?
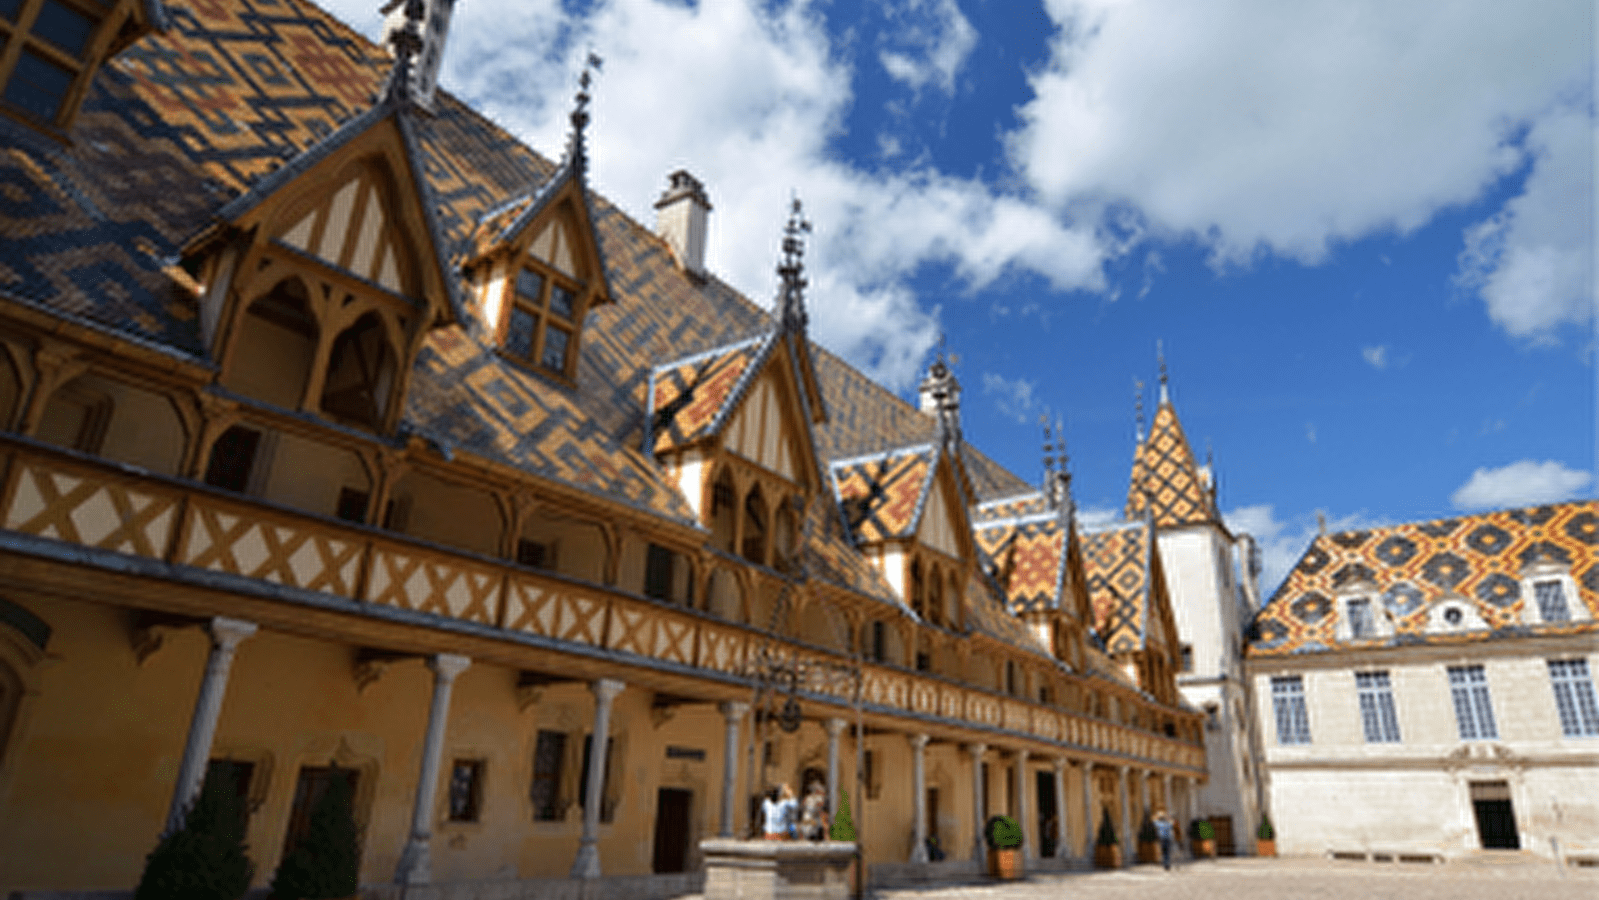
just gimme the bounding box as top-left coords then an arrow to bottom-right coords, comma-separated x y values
800,781 -> 829,840
1154,810 -> 1175,871
762,783 -> 799,839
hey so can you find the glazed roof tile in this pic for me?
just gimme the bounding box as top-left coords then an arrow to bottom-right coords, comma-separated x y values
1249,500 -> 1598,657
1125,399 -> 1218,528
1081,521 -> 1154,655
973,496 -> 1070,615
647,335 -> 768,453
830,444 -> 938,544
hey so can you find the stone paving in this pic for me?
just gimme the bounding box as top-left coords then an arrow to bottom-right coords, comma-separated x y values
872,857 -> 1599,900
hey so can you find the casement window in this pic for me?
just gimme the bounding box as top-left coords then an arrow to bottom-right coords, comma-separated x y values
502,264 -> 584,377
1447,665 -> 1498,740
1548,659 -> 1599,738
1535,580 -> 1570,623
1347,598 -> 1376,639
529,730 -> 567,821
644,543 -> 674,601
0,0 -> 106,128
447,759 -> 485,823
1270,675 -> 1311,745
1355,671 -> 1401,743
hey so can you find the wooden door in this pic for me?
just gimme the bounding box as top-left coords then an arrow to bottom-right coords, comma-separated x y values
1211,814 -> 1234,856
653,788 -> 693,873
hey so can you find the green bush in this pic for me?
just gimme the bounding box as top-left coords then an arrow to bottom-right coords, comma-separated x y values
829,788 -> 855,842
270,769 -> 360,899
984,815 -> 1021,850
1257,814 -> 1274,841
1138,814 -> 1159,843
1096,808 -> 1118,847
1191,819 -> 1216,841
135,771 -> 255,900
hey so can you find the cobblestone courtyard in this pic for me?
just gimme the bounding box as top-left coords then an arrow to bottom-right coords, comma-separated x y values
873,858 -> 1598,900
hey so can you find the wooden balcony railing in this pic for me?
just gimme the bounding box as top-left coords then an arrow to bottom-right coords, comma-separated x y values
0,439 -> 1204,771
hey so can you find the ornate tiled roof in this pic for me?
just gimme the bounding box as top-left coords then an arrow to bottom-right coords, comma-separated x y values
973,495 -> 1069,614
647,336 -> 768,453
1125,398 -> 1218,528
1082,521 -> 1154,655
1249,501 -> 1599,657
831,445 -> 938,544
973,492 -> 1049,524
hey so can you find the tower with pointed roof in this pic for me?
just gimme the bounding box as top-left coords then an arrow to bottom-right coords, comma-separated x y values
1124,345 -> 1266,853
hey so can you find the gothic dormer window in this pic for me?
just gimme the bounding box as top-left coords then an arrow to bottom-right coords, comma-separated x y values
502,259 -> 584,377
0,0 -> 124,130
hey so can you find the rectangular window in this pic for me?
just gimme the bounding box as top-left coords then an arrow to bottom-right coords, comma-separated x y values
335,487 -> 370,523
204,758 -> 255,837
1548,659 -> 1599,737
1355,671 -> 1401,742
448,759 -> 484,822
864,749 -> 880,800
1448,665 -> 1498,740
1535,581 -> 1570,623
1271,675 -> 1311,745
517,539 -> 549,569
203,426 -> 261,493
529,730 -> 566,821
0,0 -> 102,126
870,621 -> 886,662
644,543 -> 674,601
504,265 -> 580,375
1347,598 -> 1375,638
1179,644 -> 1193,672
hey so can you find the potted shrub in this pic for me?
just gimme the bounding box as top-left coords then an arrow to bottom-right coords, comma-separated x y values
136,771 -> 254,900
830,789 -> 860,897
1093,808 -> 1122,869
1136,814 -> 1160,864
1256,814 -> 1276,857
1190,818 -> 1216,859
984,815 -> 1023,879
270,769 -> 360,900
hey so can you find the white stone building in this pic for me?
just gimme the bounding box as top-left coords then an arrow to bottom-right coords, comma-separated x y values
1246,500 -> 1598,862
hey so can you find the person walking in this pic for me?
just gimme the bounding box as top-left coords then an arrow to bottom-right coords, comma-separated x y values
1154,809 -> 1175,871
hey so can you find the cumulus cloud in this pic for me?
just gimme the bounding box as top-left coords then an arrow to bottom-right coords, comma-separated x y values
878,0 -> 979,94
1076,505 -> 1123,528
980,372 -> 1038,424
1362,345 -> 1389,369
1010,0 -> 1592,281
1227,505 -> 1386,601
1450,460 -> 1593,510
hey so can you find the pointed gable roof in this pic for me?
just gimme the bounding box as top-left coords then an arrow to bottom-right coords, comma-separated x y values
973,494 -> 1070,614
1125,394 -> 1218,528
1082,520 -> 1156,655
1250,500 -> 1598,658
832,444 -> 939,544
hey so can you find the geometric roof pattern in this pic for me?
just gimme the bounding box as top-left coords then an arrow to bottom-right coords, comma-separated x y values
1081,521 -> 1155,655
974,504 -> 1068,614
1125,397 -> 1218,528
1249,500 -> 1598,657
830,445 -> 939,545
646,335 -> 767,454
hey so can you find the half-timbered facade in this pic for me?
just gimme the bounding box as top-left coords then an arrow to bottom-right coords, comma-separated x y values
0,0 -> 1205,894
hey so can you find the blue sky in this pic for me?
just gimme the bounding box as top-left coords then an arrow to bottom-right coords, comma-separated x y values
323,0 -> 1594,595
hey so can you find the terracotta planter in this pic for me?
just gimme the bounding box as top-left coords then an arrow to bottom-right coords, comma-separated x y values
1194,838 -> 1216,858
987,847 -> 1022,879
1094,844 -> 1122,869
1137,840 -> 1160,864
1256,839 -> 1276,857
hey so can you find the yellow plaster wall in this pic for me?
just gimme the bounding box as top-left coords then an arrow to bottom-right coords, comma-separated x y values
257,430 -> 370,517
393,470 -> 502,556
36,374 -> 186,476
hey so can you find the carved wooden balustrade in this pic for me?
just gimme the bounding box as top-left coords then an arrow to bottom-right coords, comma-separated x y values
0,437 -> 1204,771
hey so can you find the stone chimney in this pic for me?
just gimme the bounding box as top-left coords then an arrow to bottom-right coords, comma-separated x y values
654,170 -> 711,278
381,0 -> 454,111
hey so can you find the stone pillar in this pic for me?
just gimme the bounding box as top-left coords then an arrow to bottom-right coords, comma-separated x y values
1052,758 -> 1069,858
1015,749 -> 1032,861
1186,776 -> 1198,826
719,701 -> 749,837
394,653 -> 472,884
1161,773 -> 1173,818
910,734 -> 930,863
1118,765 -> 1132,865
825,717 -> 847,822
1139,770 -> 1150,831
569,678 -> 626,879
165,617 -> 257,835
1081,761 -> 1095,858
968,743 -> 987,862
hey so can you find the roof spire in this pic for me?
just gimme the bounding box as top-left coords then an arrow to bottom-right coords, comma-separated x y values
565,50 -> 603,176
379,0 -> 425,106
919,336 -> 961,451
1157,339 -> 1169,405
1133,377 -> 1146,444
775,194 -> 812,335
1042,414 -> 1073,516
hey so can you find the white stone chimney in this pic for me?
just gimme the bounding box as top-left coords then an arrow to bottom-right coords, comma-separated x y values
654,170 -> 711,277
381,0 -> 455,111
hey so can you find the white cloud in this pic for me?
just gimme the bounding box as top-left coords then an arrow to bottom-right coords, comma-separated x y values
878,0 -> 979,94
1076,505 -> 1122,528
1304,422 -> 1317,444
1011,0 -> 1592,280
1362,345 -> 1389,369
980,372 -> 1037,424
1226,504 -> 1385,601
1450,459 -> 1593,510
1455,106 -> 1597,341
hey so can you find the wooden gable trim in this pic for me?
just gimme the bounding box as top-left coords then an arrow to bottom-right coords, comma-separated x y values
476,175 -> 613,309
916,450 -> 978,569
714,338 -> 822,496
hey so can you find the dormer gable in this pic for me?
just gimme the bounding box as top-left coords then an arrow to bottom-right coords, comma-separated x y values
0,0 -> 169,132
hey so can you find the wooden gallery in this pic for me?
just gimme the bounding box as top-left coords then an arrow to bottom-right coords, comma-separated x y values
0,0 -> 1209,893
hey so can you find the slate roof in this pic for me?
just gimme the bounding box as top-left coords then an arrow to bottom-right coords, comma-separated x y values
1125,396 -> 1218,528
973,496 -> 1069,614
1249,500 -> 1599,657
831,444 -> 940,544
1081,521 -> 1155,655
0,0 -> 1056,655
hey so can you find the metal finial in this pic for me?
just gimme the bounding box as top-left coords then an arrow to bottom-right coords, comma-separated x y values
381,0 -> 426,104
776,195 -> 812,334
566,51 -> 603,174
1157,339 -> 1170,404
1134,377 -> 1146,444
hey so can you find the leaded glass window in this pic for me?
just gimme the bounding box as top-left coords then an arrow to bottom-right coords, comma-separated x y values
1548,659 -> 1599,737
1448,665 -> 1498,740
1535,580 -> 1570,623
1271,675 -> 1311,745
1356,670 -> 1401,742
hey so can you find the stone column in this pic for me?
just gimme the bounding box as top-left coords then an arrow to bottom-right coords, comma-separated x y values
1081,761 -> 1095,858
968,743 -> 987,862
1139,769 -> 1150,831
910,734 -> 930,863
1052,758 -> 1069,859
825,717 -> 847,822
569,678 -> 625,878
1161,773 -> 1173,818
394,653 -> 472,884
719,701 -> 749,837
1118,765 -> 1133,865
1015,749 -> 1032,861
165,617 -> 257,835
